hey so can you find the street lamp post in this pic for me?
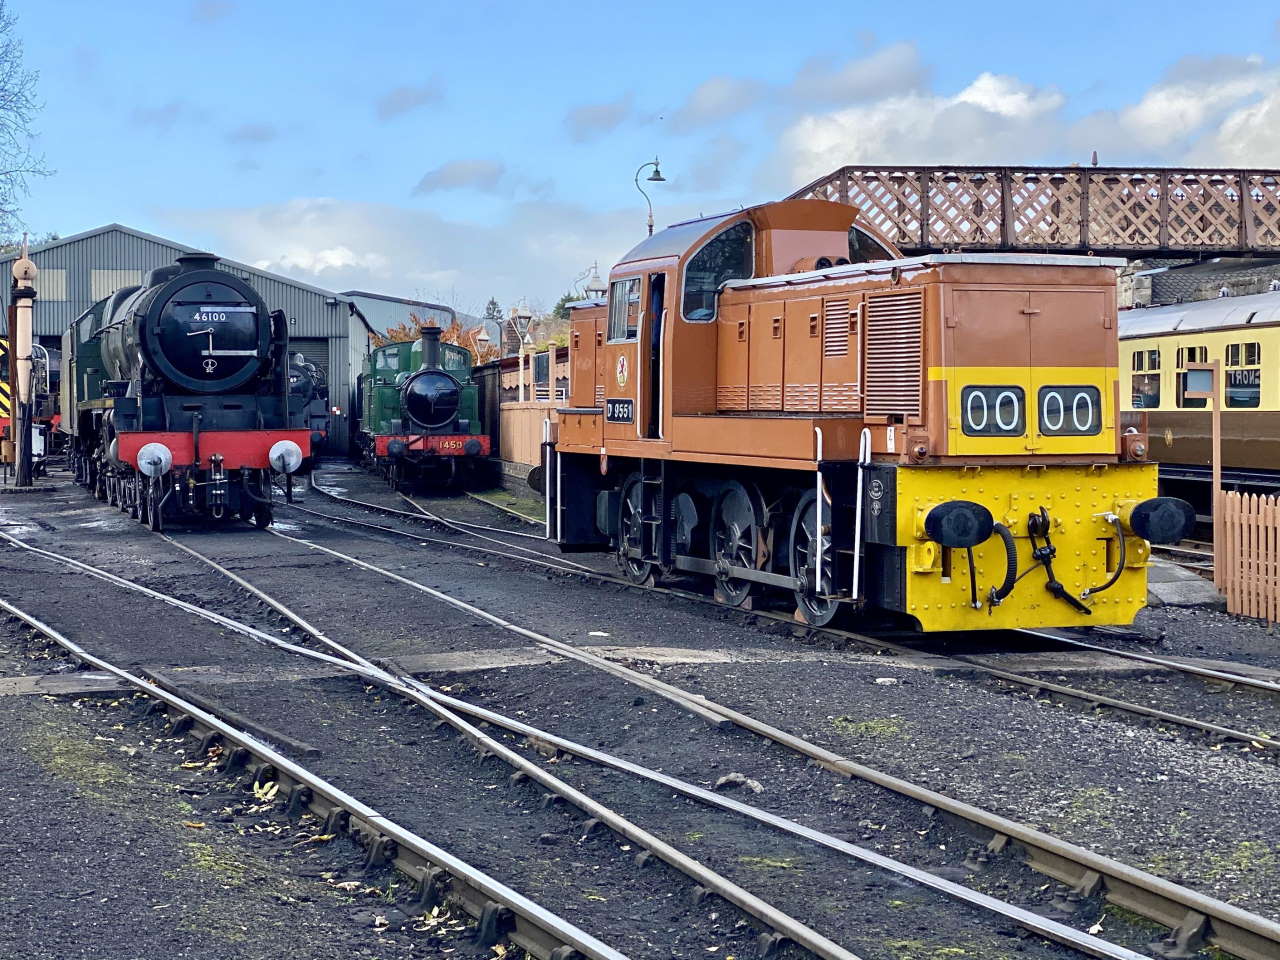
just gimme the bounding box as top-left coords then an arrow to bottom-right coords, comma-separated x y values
634,157 -> 666,236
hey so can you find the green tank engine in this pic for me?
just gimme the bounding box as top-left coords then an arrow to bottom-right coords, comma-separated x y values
357,325 -> 490,489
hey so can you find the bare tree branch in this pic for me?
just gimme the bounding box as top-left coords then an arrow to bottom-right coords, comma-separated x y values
0,0 -> 49,241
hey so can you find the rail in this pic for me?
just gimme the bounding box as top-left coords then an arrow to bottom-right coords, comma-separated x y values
789,165 -> 1280,257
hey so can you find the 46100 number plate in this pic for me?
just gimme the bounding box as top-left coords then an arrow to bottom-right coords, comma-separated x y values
605,398 -> 634,423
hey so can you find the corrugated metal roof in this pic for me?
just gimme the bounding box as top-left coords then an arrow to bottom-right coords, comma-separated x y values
1118,290 -> 1280,337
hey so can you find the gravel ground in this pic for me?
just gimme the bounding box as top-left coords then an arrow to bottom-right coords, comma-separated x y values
0,673 -> 468,959
1004,667 -> 1280,743
1081,606 -> 1280,673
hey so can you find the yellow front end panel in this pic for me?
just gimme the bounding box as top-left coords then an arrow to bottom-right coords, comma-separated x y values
895,463 -> 1157,631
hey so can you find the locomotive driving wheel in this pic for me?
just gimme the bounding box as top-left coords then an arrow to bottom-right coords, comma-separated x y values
128,475 -> 142,520
138,480 -> 150,527
709,481 -> 765,608
789,489 -> 840,626
147,479 -> 164,533
616,474 -> 655,586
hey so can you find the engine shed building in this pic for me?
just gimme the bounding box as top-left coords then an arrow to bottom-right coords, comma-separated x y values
0,224 -> 376,453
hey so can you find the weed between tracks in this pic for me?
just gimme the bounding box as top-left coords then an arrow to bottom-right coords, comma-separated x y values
831,715 -> 907,739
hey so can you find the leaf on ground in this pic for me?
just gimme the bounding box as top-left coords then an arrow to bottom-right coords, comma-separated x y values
333,880 -> 361,892
181,821 -> 206,829
253,781 -> 279,801
1087,921 -> 1104,935
294,833 -> 336,845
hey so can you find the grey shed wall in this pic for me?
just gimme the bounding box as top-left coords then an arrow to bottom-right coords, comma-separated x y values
0,225 -> 366,451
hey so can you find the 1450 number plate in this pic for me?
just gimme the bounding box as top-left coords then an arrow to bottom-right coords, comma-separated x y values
605,398 -> 634,423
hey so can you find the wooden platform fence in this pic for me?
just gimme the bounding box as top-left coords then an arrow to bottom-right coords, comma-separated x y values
1215,490 -> 1280,623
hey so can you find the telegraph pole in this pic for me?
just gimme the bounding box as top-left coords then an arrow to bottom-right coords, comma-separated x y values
11,240 -> 36,487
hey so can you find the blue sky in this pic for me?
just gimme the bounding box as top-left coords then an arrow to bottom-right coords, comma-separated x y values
14,0 -> 1280,315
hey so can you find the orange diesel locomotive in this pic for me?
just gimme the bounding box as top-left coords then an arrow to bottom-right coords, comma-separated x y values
542,199 -> 1193,631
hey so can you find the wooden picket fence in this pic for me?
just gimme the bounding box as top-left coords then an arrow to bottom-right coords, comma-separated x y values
1215,491 -> 1280,623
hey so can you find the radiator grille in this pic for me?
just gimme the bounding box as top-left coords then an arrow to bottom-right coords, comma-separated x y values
821,381 -> 860,411
717,385 -> 748,410
749,384 -> 782,409
784,383 -> 819,411
864,291 -> 923,416
594,384 -> 605,405
822,298 -> 850,357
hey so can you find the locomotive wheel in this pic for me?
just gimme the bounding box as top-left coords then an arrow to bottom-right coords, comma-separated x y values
789,489 -> 840,627
128,476 -> 141,520
107,475 -> 119,507
138,482 -> 150,527
616,474 -> 656,586
147,480 -> 164,533
709,481 -> 764,608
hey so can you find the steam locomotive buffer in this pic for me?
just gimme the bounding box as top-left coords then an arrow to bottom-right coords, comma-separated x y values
60,253 -> 313,530
544,199 -> 1194,630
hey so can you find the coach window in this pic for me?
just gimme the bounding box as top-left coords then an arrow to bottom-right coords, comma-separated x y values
682,221 -> 754,322
1226,341 -> 1262,408
1131,348 -> 1161,409
1175,345 -> 1209,408
607,278 -> 641,342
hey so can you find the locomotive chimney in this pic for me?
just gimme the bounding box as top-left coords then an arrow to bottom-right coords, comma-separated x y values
419,325 -> 441,371
176,252 -> 220,273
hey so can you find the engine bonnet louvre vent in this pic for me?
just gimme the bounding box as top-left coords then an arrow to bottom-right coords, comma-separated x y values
822,298 -> 850,357
865,290 -> 924,416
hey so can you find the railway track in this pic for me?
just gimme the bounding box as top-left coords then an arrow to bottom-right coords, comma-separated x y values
304,474 -> 1280,758
14,476 -> 1280,956
0,594 -> 626,960
62,479 -> 1274,960
5,523 -> 1165,960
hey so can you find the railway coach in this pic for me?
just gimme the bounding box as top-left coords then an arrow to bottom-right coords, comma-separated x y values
1119,289 -> 1280,518
60,252 -> 316,530
542,198 -> 1194,631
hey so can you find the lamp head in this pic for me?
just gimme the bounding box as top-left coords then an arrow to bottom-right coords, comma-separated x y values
647,158 -> 665,182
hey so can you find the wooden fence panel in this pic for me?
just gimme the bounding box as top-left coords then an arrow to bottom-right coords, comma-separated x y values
1216,490 -> 1280,623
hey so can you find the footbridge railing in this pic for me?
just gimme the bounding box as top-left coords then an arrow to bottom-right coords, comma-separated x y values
789,166 -> 1280,258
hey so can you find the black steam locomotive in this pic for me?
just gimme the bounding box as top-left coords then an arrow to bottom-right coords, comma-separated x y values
59,252 -> 323,530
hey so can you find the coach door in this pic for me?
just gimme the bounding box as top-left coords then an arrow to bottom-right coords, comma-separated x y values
603,277 -> 641,440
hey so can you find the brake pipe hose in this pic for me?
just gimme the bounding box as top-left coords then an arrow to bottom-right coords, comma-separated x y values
987,522 -> 1018,609
1081,514 -> 1127,600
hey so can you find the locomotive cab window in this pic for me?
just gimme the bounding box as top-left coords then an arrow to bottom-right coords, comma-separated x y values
682,221 -> 754,322
848,225 -> 895,264
375,348 -> 400,370
607,278 -> 641,342
1176,345 -> 1209,409
1226,341 -> 1262,408
1131,348 -> 1161,409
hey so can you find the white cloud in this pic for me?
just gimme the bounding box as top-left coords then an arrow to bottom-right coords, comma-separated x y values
779,72 -> 1065,181
670,77 -> 766,132
413,159 -> 506,194
158,196 -> 672,309
564,95 -> 634,143
790,42 -> 928,103
776,54 -> 1280,187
